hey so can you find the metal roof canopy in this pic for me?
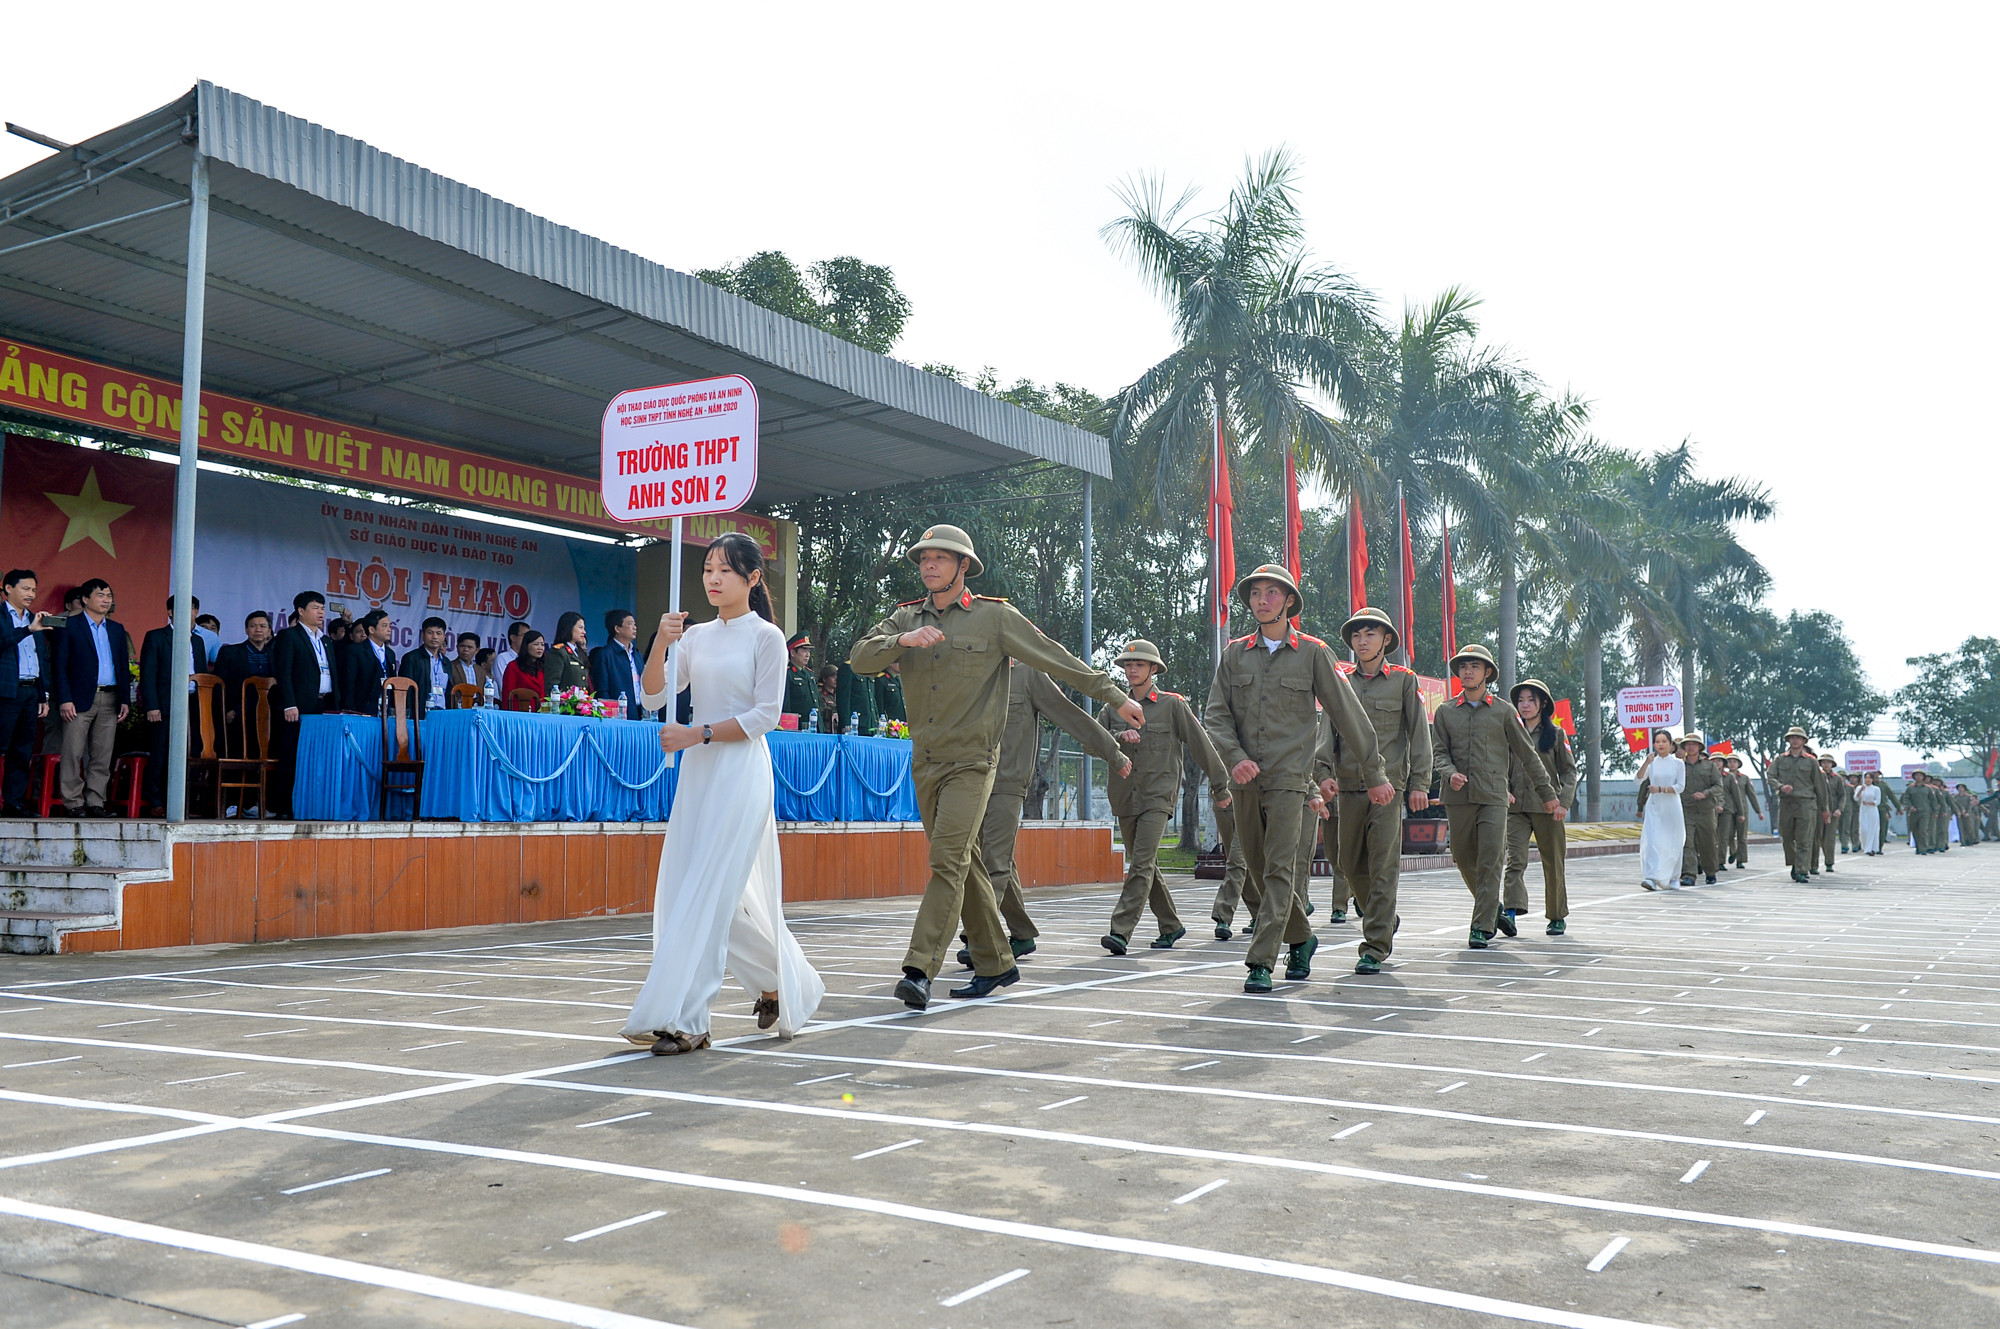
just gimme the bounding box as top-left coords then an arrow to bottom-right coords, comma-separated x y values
0,82 -> 1111,508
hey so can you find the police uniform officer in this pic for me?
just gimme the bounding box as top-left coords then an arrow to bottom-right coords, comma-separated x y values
1725,755 -> 1761,866
1503,677 -> 1577,933
850,525 -> 1141,1009
1097,640 -> 1231,954
1714,755 -> 1741,870
1815,755 -> 1843,871
1905,773 -> 1931,853
1329,607 -> 1433,970
1678,733 -> 1725,886
833,661 -> 883,735
782,633 -> 817,726
1431,644 -> 1558,949
1203,564 -> 1389,993
968,662 -> 1127,960
1768,727 -> 1823,883
1838,772 -> 1862,853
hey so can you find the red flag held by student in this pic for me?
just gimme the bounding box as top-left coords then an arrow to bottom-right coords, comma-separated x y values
1208,417 -> 1236,630
1284,450 -> 1303,630
1440,526 -> 1458,669
1398,486 -> 1416,665
1346,491 -> 1368,616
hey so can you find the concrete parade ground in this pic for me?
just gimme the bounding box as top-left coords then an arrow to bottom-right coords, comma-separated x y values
1,845 -> 1997,1329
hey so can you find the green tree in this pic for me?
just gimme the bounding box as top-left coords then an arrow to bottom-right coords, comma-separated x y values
1698,610 -> 1884,789
1894,637 -> 2000,786
696,251 -> 911,353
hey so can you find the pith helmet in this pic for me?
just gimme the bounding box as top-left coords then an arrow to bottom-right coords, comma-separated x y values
1234,563 -> 1301,616
1723,754 -> 1744,767
906,524 -> 983,578
1512,677 -> 1556,715
1818,753 -> 1838,765
1341,606 -> 1400,653
1449,643 -> 1498,681
1679,730 -> 1707,750
1783,725 -> 1809,740
1115,639 -> 1166,673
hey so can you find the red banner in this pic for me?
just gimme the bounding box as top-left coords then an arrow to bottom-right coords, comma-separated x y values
1208,418 -> 1235,629
1346,491 -> 1368,616
0,335 -> 781,554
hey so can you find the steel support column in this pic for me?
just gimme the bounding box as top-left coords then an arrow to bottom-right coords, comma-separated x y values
165,145 -> 209,822
1078,474 -> 1094,821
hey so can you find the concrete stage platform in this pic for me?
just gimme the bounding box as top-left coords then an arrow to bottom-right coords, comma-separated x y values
0,820 -> 1121,955
1,844 -> 1995,1327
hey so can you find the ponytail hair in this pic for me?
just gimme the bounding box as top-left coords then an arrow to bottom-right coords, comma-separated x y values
711,531 -> 775,623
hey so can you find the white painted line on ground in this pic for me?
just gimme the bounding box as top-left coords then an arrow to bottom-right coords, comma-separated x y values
1583,1028 -> 1602,1037
0,1195 -> 695,1329
565,1210 -> 666,1243
243,1028 -> 307,1039
1332,1122 -> 1371,1140
1856,1024 -> 1871,1032
1181,1000 -> 1206,1007
575,1112 -> 651,1129
1437,1082 -> 1467,1094
940,1268 -> 1030,1307
1522,1053 -> 1547,1063
1744,1111 -> 1765,1126
797,1072 -> 852,1085
853,1139 -> 924,1161
1678,1161 -> 1710,1184
166,1071 -> 245,1085
1178,1060 -> 1220,1071
1829,1047 -> 1842,1056
276,999 -> 330,1008
954,1044 -> 996,1053
1292,1034 -> 1321,1043
281,1168 -> 391,1195
1172,1179 -> 1229,1205
1587,1236 -> 1630,1272
1373,1013 -> 1397,1021
1794,1075 -> 1811,1086
97,1019 -> 160,1028
243,1314 -> 307,1329
1039,1096 -> 1087,1111
0,1006 -> 43,1014
1087,1020 -> 1123,1027
400,1042 -> 464,1052
430,1006 -> 485,1016
3,1056 -> 80,1068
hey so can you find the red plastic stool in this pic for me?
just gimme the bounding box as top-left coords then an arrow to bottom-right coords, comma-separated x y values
31,753 -> 61,816
111,754 -> 146,819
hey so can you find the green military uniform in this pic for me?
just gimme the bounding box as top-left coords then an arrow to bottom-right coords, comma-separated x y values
1203,565 -> 1386,989
877,669 -> 907,724
1208,799 -> 1252,935
834,662 -> 883,736
850,526 -> 1130,997
1875,778 -> 1902,848
1767,731 -> 1823,882
1333,608 -> 1433,964
1713,760 -> 1740,871
1729,761 -> 1761,865
1905,777 -> 1930,853
1838,775 -> 1861,853
1098,642 -> 1229,950
980,664 -> 1125,947
1432,645 -> 1554,945
1503,679 -> 1578,925
1678,736 -> 1725,883
1956,787 -> 1981,845
1981,791 -> 1998,842
1228,706 -> 1335,942
1815,759 -> 1842,870
782,633 -> 817,727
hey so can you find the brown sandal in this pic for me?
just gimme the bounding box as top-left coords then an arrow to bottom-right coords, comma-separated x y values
752,994 -> 780,1030
650,1031 -> 711,1056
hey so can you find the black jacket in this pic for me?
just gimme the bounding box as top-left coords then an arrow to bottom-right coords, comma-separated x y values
589,642 -> 644,719
0,609 -> 52,704
340,639 -> 400,714
398,647 -> 452,718
138,626 -> 211,715
270,624 -> 341,716
51,613 -> 131,711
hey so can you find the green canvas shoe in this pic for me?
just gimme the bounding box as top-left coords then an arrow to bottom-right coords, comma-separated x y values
1151,926 -> 1187,949
1010,937 -> 1037,959
1243,966 -> 1274,994
1468,928 -> 1493,950
1100,933 -> 1128,956
1353,953 -> 1382,976
1285,935 -> 1319,980
1545,918 -> 1566,936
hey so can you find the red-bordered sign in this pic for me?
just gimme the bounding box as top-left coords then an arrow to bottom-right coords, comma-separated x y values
601,375 -> 759,523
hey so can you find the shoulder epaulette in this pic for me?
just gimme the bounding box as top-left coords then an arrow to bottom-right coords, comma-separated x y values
1231,633 -> 1257,646
1386,663 -> 1413,674
1161,690 -> 1184,699
1298,633 -> 1326,646
974,594 -> 1009,603
897,597 -> 924,608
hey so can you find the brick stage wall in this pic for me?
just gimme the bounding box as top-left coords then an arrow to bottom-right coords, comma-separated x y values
61,821 -> 1121,953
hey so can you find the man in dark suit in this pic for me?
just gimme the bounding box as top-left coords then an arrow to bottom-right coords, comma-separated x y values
398,616 -> 452,718
340,609 -> 398,716
0,569 -> 54,815
50,578 -> 131,816
139,596 -> 212,813
589,609 -> 644,719
270,591 -> 340,818
214,610 -> 278,757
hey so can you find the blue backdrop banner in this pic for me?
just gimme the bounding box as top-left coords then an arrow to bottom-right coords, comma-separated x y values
294,711 -> 917,823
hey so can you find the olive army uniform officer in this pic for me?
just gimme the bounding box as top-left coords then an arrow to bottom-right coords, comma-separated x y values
782,633 -> 817,726
1816,755 -> 1843,871
967,662 -> 1127,959
1502,677 -> 1578,934
1678,733 -> 1725,886
1432,644 -> 1559,949
1203,564 -> 1390,994
1099,640 -> 1231,955
851,525 -> 1142,1010
1329,607 -> 1432,972
1767,726 -> 1825,883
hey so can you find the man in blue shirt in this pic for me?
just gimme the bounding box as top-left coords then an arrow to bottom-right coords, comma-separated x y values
51,578 -> 131,816
589,610 -> 644,719
0,569 -> 54,816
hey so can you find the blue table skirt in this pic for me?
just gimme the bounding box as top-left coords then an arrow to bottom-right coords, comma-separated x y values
294,711 -> 917,823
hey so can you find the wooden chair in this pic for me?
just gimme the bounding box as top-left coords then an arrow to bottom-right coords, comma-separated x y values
448,682 -> 482,710
185,673 -> 227,817
507,687 -> 542,713
379,677 -> 425,820
219,676 -> 277,819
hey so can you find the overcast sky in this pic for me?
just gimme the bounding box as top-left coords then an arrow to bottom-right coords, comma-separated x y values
3,2 -> 1991,758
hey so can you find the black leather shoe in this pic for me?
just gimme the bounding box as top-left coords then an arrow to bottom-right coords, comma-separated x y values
894,970 -> 931,1010
949,967 -> 1020,999
1495,909 -> 1518,937
955,947 -> 973,968
1705,874 -> 1716,884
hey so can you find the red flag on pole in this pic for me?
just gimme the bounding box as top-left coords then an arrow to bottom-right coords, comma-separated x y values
1346,491 -> 1368,616
1284,450 -> 1303,631
1208,417 -> 1236,630
1397,486 -> 1416,666
1440,526 -> 1458,690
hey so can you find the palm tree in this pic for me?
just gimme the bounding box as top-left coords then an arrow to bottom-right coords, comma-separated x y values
1103,149 -> 1380,663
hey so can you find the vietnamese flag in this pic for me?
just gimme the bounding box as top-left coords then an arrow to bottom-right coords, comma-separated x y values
1283,450 -> 1303,631
1553,697 -> 1575,737
1346,491 -> 1368,616
0,434 -> 175,636
1207,417 -> 1236,630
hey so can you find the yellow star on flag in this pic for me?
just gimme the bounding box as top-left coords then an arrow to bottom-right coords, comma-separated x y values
45,468 -> 136,556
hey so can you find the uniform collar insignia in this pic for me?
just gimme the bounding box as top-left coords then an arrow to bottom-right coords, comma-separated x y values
958,590 -> 973,610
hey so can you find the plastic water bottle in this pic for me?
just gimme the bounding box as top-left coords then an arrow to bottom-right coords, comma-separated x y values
849,711 -> 860,737
429,685 -> 445,714
618,689 -> 629,719
484,676 -> 498,708
808,707 -> 820,734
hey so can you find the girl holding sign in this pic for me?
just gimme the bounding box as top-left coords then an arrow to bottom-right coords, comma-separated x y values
1636,728 -> 1686,890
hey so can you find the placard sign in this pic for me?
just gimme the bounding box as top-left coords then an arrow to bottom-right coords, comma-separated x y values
1615,686 -> 1682,733
1845,749 -> 1881,774
601,375 -> 759,523
1900,763 -> 1932,780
